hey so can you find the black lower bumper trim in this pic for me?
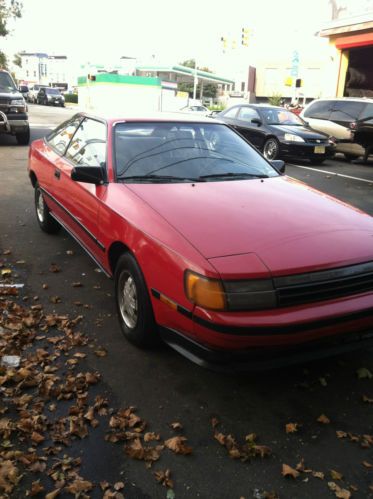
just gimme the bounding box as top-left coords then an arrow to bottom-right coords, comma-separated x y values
160,327 -> 373,372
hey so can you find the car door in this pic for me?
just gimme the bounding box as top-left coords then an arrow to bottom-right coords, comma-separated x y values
39,116 -> 83,219
302,100 -> 335,136
234,106 -> 265,149
54,117 -> 108,261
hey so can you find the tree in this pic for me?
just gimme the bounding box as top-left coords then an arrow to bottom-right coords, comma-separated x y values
0,0 -> 22,38
13,52 -> 22,67
0,1 -> 22,69
178,59 -> 218,100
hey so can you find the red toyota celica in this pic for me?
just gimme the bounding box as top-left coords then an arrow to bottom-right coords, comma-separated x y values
28,112 -> 373,369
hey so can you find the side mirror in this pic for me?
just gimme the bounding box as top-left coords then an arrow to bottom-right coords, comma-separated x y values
71,166 -> 105,185
251,118 -> 262,126
270,160 -> 285,174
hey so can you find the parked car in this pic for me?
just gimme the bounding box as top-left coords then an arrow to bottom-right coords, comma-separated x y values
218,104 -> 335,164
37,87 -> 65,107
300,97 -> 373,162
180,105 -> 211,116
0,69 -> 30,145
18,84 -> 29,101
28,112 -> 373,369
28,84 -> 48,103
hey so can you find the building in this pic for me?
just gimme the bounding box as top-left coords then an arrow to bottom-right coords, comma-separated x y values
319,3 -> 373,97
16,52 -> 70,88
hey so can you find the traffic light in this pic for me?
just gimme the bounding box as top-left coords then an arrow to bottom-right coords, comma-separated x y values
220,36 -> 228,49
295,78 -> 302,88
241,28 -> 250,46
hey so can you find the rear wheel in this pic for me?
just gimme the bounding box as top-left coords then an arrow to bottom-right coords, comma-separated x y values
115,252 -> 159,348
263,138 -> 280,160
344,153 -> 359,162
16,128 -> 30,145
34,182 -> 60,233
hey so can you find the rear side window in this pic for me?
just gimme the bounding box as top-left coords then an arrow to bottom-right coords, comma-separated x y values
65,118 -> 107,167
222,107 -> 239,118
359,103 -> 373,121
237,107 -> 260,122
303,100 -> 333,119
330,101 -> 366,123
47,116 -> 82,155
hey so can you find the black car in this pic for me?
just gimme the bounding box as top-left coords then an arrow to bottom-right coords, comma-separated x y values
37,87 -> 65,107
0,69 -> 30,145
218,104 -> 335,164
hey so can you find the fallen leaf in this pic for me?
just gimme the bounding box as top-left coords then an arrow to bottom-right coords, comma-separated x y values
45,489 -> 61,499
31,431 -> 45,444
170,421 -> 183,431
317,414 -> 330,424
165,436 -> 192,455
282,464 -> 300,479
362,394 -> 373,403
330,470 -> 343,480
49,264 -> 61,273
336,431 -> 347,439
72,282 -> 83,287
114,481 -> 125,490
154,469 -> 173,488
144,432 -> 160,442
29,480 -> 44,496
94,347 -> 107,357
312,471 -> 325,480
328,481 -> 351,499
363,461 -> 373,468
65,479 -> 93,494
285,423 -> 298,433
357,367 -> 373,379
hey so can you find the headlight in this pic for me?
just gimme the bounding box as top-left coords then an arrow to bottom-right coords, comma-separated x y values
185,271 -> 277,311
11,99 -> 25,106
185,271 -> 226,310
284,133 -> 304,142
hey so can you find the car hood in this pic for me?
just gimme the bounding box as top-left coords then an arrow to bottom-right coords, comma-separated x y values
0,90 -> 22,99
268,124 -> 329,139
126,177 -> 373,276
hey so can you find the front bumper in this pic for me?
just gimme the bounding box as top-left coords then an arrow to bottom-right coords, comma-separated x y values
0,111 -> 29,134
161,325 -> 373,371
280,141 -> 335,160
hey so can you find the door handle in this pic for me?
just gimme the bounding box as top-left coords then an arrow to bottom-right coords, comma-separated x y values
54,169 -> 61,179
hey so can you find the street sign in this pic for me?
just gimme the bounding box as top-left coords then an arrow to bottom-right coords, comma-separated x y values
291,50 -> 299,78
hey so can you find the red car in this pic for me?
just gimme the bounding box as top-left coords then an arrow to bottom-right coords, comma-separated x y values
28,112 -> 373,369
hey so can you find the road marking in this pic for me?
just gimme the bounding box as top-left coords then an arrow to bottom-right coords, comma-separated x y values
288,163 -> 373,185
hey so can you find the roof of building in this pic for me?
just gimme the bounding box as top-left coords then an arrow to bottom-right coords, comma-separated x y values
136,64 -> 234,84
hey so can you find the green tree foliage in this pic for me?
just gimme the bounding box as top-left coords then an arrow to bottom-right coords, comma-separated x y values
0,50 -> 8,68
13,52 -> 22,67
179,59 -> 218,99
0,0 -> 22,37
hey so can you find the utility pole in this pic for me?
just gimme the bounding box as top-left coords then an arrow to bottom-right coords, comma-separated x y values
193,59 -> 198,100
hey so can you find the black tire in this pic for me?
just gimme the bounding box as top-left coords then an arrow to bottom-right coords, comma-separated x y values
44,98 -> 48,106
34,183 -> 60,233
263,137 -> 280,160
115,252 -> 159,348
16,128 -> 30,145
344,153 -> 359,162
310,158 -> 325,165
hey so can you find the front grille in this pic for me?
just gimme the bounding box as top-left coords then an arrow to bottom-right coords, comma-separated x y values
274,261 -> 373,307
305,138 -> 329,144
0,97 -> 9,105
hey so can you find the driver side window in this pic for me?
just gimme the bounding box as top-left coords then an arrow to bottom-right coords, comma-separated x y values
65,118 -> 107,167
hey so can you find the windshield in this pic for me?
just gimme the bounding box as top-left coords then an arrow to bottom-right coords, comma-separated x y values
260,108 -> 305,126
0,72 -> 17,92
114,122 -> 279,183
46,88 -> 61,95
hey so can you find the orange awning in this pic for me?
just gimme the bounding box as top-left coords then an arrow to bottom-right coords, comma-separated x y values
335,32 -> 373,49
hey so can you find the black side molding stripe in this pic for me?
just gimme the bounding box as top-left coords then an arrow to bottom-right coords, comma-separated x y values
151,288 -> 373,336
41,187 -> 105,252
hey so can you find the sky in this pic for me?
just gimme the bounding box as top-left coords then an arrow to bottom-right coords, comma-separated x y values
1,0 -> 357,72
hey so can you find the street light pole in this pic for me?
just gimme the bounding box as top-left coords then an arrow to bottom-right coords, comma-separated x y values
193,59 -> 198,100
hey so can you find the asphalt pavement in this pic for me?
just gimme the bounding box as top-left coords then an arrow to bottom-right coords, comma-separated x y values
1,104 -> 373,499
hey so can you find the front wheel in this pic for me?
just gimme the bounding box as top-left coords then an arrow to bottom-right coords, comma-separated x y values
263,138 -> 280,160
34,183 -> 60,233
115,253 -> 159,348
310,158 -> 325,165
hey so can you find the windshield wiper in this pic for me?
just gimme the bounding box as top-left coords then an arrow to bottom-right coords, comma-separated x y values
118,174 -> 204,182
198,172 -> 269,180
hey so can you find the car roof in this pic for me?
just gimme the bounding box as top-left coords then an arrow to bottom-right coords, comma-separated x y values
75,111 -> 224,125
307,97 -> 373,104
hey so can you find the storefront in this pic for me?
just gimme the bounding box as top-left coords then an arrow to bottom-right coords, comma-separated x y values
319,14 -> 373,97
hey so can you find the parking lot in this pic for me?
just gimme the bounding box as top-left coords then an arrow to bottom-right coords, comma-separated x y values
1,105 -> 373,498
